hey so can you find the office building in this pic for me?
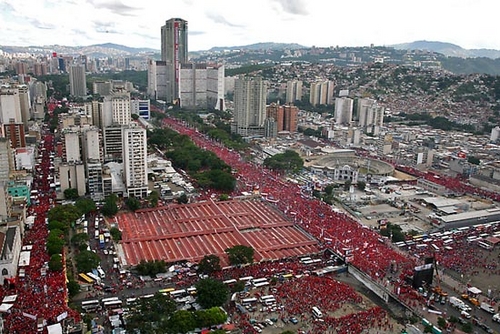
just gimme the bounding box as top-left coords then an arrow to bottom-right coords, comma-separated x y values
130,99 -> 151,120
310,81 -> 334,106
3,123 -> 26,148
63,131 -> 81,162
334,97 -> 354,125
17,85 -> 30,129
160,18 -> 188,102
87,162 -> 104,201
232,76 -> 267,137
102,89 -> 131,127
179,63 -> 225,109
103,126 -> 124,162
81,127 -> 102,162
122,127 -> 148,198
69,65 -> 87,97
286,80 -> 303,104
491,126 -> 500,143
0,138 -> 13,181
59,162 -> 86,196
0,86 -> 22,124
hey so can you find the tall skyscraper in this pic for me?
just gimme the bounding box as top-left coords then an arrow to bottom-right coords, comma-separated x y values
123,127 -> 148,198
69,65 -> 87,97
310,81 -> 335,106
232,76 -> 267,137
266,103 -> 299,133
161,18 -> 188,102
0,138 -> 13,181
0,86 -> 22,125
358,97 -> 384,131
102,88 -> 131,127
286,80 -> 303,104
334,97 -> 354,125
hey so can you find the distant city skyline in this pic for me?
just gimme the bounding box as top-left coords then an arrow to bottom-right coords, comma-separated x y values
1,0 -> 499,51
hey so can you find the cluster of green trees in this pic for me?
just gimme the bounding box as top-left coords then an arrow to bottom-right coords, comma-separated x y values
263,150 -> 304,173
135,260 -> 167,277
148,128 -> 236,192
225,245 -> 254,266
125,290 -> 228,334
101,194 -> 119,217
379,222 -> 405,243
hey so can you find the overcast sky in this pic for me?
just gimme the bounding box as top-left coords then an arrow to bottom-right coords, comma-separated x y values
1,0 -> 498,51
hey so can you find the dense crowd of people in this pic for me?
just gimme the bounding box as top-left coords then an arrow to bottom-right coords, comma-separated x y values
1,134 -> 80,333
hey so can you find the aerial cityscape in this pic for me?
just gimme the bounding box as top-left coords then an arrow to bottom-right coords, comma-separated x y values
0,8 -> 500,334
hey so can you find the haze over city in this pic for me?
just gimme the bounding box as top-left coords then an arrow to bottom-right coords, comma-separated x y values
1,0 -> 499,51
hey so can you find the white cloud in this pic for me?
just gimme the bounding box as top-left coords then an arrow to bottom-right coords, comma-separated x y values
0,0 -> 499,50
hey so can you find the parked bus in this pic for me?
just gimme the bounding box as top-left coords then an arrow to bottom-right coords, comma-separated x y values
312,306 -> 323,318
241,297 -> 258,305
223,279 -> 237,285
478,241 -> 493,250
81,299 -> 100,312
253,282 -> 270,288
159,288 -> 175,295
186,287 -> 197,295
170,289 -> 186,298
103,299 -> 122,310
259,295 -> 275,303
86,272 -> 101,285
239,276 -> 253,283
251,278 -> 268,286
78,273 -> 94,284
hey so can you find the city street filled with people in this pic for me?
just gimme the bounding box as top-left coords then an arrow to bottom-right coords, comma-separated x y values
1,133 -> 81,333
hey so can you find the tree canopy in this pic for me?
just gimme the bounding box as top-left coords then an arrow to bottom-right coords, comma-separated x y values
197,254 -> 221,275
263,150 -> 303,173
225,245 -> 254,266
75,198 -> 96,215
101,194 -> 119,217
47,204 -> 81,231
75,250 -> 101,273
195,278 -> 229,309
64,188 -> 79,200
125,292 -> 177,334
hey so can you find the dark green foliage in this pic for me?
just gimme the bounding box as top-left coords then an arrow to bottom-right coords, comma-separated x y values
47,229 -> 65,256
75,250 -> 101,273
195,278 -> 229,309
197,254 -> 222,275
135,260 -> 167,277
379,223 -> 405,242
126,196 -> 141,211
109,227 -> 122,241
64,188 -> 79,200
47,204 -> 81,231
467,156 -> 480,165
101,194 -> 119,217
177,194 -> 189,204
125,292 -> 177,334
263,150 -> 303,173
67,279 -> 81,298
194,307 -> 227,329
48,254 -> 63,272
71,233 -> 89,249
225,245 -> 254,265
166,310 -> 197,334
75,198 -> 96,215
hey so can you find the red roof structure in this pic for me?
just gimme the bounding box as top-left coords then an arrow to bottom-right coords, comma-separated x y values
115,199 -> 319,267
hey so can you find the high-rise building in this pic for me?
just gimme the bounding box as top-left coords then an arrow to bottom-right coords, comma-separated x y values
161,18 -> 188,102
122,127 -> 148,198
334,97 -> 354,125
179,63 -> 225,110
0,86 -> 22,125
0,138 -> 13,181
490,126 -> 500,142
3,123 -> 26,148
310,81 -> 334,106
102,89 -> 131,127
358,98 -> 384,131
63,131 -> 81,162
17,85 -> 30,129
69,64 -> 87,97
232,76 -> 267,137
286,80 -> 303,104
130,99 -> 151,120
161,18 -> 188,64
82,128 -> 102,162
266,103 -> 299,133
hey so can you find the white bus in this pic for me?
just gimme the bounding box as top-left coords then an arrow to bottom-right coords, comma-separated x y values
253,282 -> 270,288
259,295 -> 275,303
86,272 -> 101,285
81,299 -> 100,312
478,241 -> 493,250
241,297 -> 258,305
170,289 -> 186,298
223,279 -> 237,285
312,306 -> 323,318
251,278 -> 268,286
239,276 -> 253,283
103,299 -> 122,310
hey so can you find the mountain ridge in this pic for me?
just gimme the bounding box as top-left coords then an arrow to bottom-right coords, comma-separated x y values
390,40 -> 500,59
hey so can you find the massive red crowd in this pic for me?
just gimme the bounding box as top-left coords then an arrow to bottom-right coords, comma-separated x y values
0,134 -> 80,333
